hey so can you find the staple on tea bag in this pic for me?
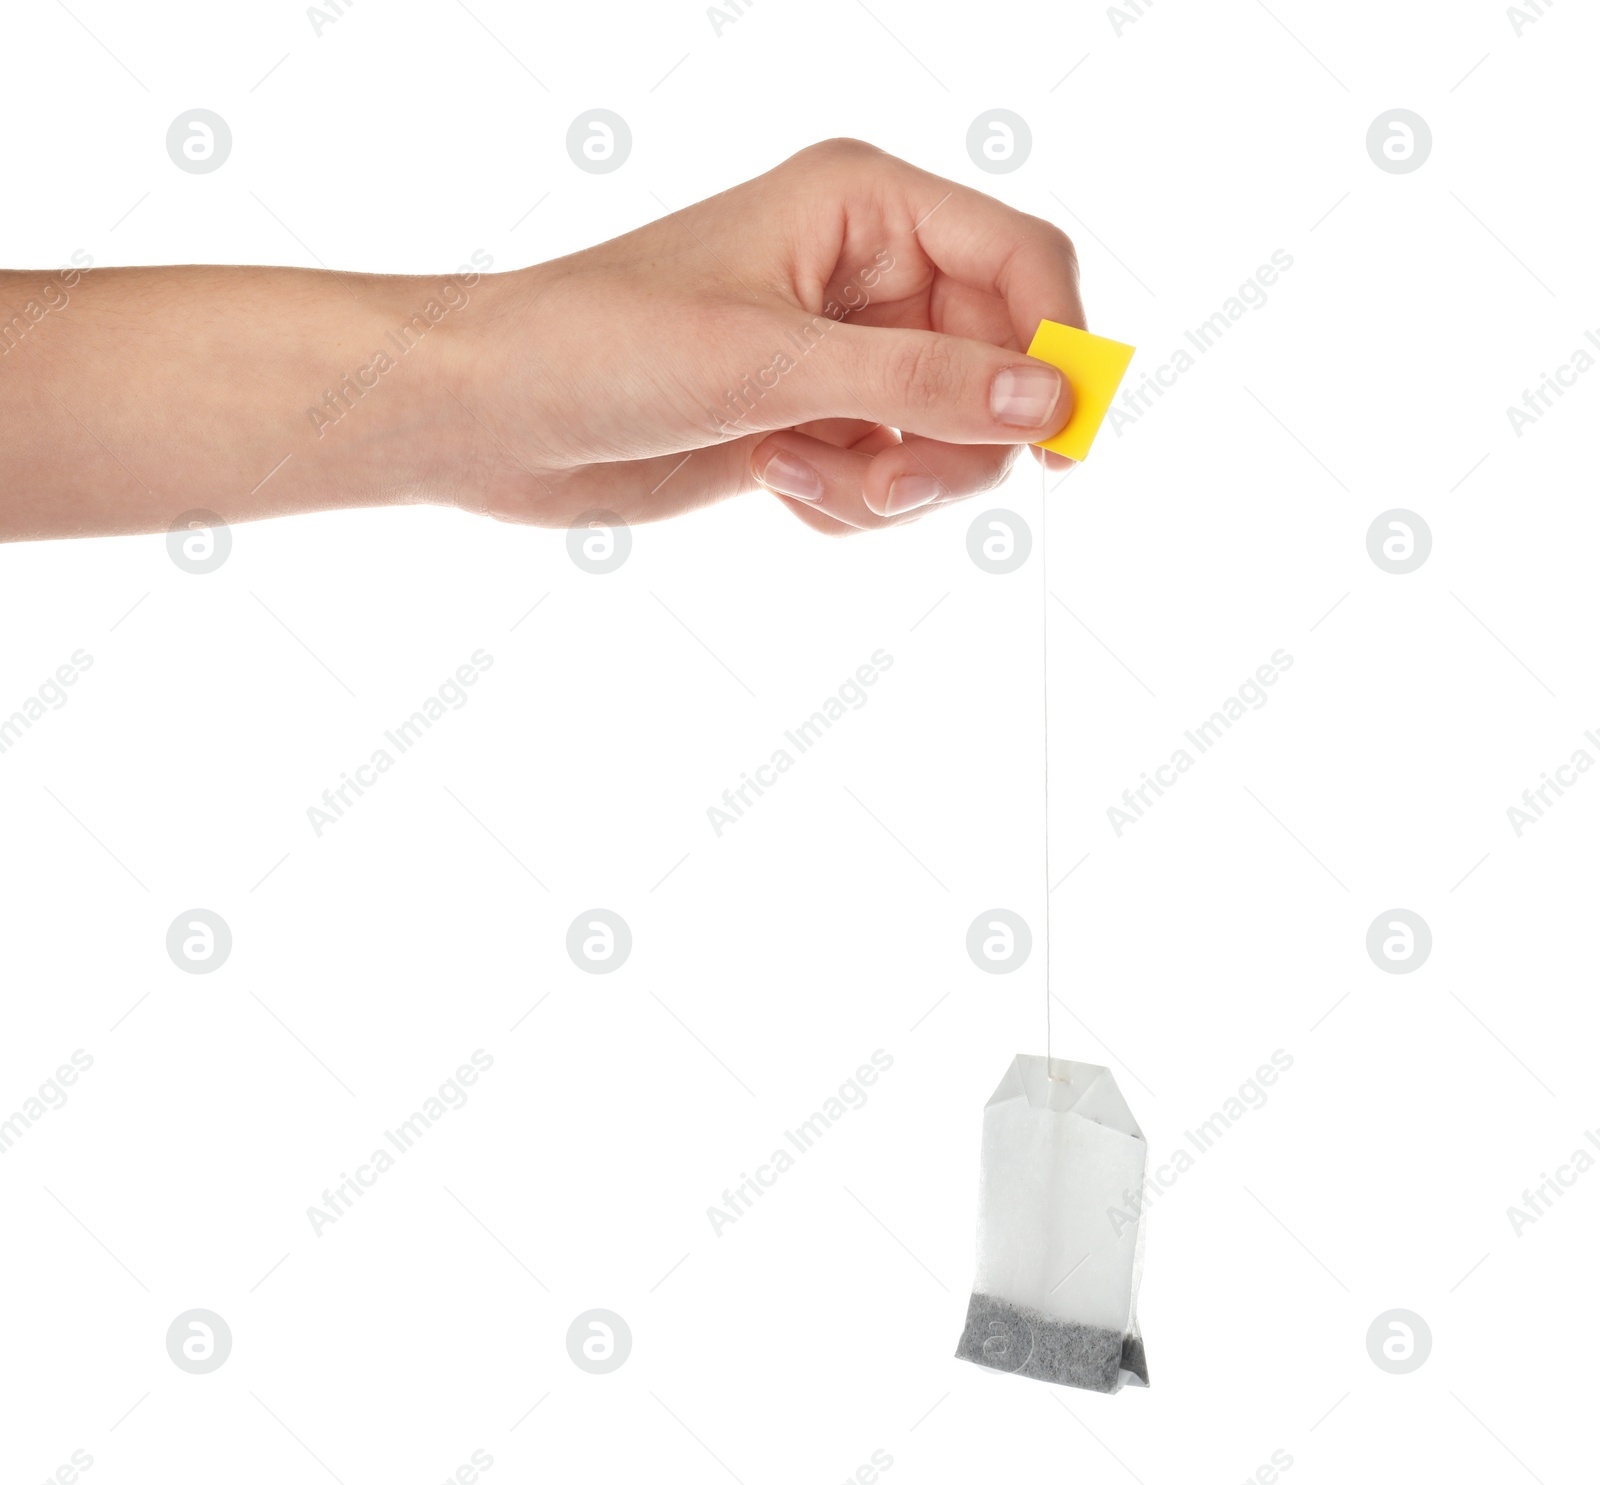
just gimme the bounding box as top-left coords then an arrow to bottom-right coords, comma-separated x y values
954,1054 -> 1150,1394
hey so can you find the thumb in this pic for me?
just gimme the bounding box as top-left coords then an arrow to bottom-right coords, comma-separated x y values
743,322 -> 1072,445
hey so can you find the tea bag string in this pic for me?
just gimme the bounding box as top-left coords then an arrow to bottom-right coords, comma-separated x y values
1042,456 -> 1061,1082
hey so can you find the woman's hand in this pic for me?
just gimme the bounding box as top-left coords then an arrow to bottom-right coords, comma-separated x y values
454,137 -> 1085,536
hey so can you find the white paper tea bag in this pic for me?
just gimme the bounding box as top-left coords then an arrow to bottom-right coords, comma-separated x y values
954,1054 -> 1150,1393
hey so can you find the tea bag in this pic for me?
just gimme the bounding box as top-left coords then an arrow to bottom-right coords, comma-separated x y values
954,1054 -> 1150,1393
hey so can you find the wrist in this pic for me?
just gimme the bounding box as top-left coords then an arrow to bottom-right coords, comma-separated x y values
306,269 -> 496,515
426,262 -> 557,522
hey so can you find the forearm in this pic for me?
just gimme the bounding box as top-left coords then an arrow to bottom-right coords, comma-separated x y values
0,263 -> 495,541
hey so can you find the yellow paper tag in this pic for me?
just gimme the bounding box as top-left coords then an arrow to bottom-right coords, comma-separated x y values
1025,320 -> 1136,461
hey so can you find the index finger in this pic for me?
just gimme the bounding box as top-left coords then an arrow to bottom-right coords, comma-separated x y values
888,157 -> 1087,349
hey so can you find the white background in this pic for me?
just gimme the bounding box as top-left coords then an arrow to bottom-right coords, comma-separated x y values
2,0 -> 1597,1481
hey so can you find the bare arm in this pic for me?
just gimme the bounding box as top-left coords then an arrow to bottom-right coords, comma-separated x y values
0,140 -> 1083,544
0,263 -> 478,540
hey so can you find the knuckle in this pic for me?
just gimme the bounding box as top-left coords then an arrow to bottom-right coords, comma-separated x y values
806,136 -> 878,163
1061,236 -> 1081,282
1018,211 -> 1080,279
788,138 -> 882,180
958,447 -> 1020,498
889,335 -> 961,410
984,447 -> 1022,492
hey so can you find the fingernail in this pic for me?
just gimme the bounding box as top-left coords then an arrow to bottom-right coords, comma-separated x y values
991,365 -> 1064,428
758,451 -> 824,503
883,474 -> 942,515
